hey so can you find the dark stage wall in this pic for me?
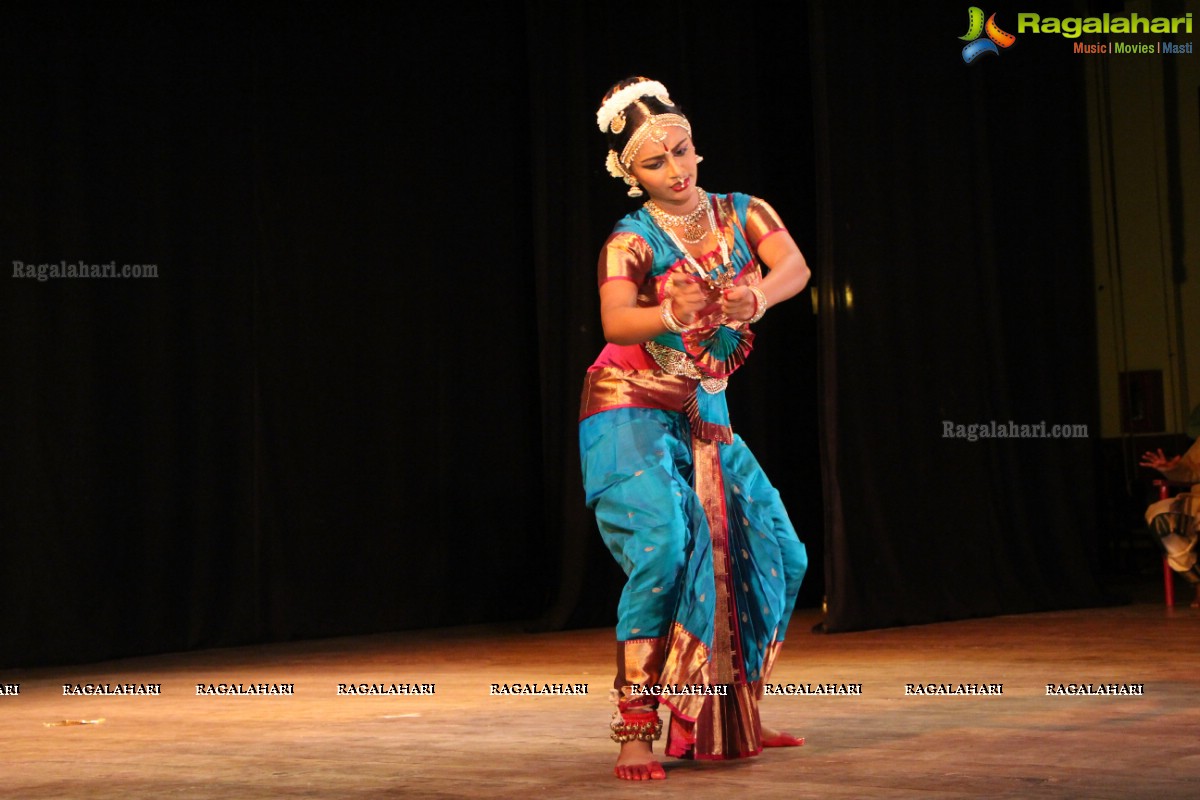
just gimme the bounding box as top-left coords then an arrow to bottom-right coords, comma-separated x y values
810,2 -> 1110,630
4,1 -> 1109,667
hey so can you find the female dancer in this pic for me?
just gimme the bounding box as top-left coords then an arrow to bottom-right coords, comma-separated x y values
579,77 -> 811,780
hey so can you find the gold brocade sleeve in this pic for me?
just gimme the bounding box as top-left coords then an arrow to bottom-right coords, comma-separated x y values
598,231 -> 654,289
744,197 -> 787,251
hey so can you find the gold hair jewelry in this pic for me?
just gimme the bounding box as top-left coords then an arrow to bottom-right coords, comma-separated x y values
619,112 -> 692,170
596,80 -> 692,197
605,150 -> 625,179
596,80 -> 671,133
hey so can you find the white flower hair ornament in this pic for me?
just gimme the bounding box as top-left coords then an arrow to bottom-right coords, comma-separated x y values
596,80 -> 672,133
597,80 -> 688,197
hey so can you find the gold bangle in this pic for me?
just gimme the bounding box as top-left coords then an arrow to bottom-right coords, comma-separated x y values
660,300 -> 687,333
747,286 -> 768,324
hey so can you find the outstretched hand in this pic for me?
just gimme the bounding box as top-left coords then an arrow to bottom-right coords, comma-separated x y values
1140,448 -> 1182,473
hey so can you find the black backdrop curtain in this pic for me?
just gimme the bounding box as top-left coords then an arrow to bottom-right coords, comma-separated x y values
811,0 -> 1109,631
3,5 -> 549,667
3,1 -> 1112,667
2,3 -> 822,668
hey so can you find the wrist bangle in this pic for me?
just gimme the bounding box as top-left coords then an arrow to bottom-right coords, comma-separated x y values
660,300 -> 687,333
747,286 -> 768,323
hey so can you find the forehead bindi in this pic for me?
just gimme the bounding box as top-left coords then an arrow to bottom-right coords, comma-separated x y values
635,129 -> 691,163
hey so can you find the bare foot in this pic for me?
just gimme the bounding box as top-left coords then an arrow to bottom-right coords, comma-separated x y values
614,739 -> 666,780
761,724 -> 805,747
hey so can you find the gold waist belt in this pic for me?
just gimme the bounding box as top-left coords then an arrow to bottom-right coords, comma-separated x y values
579,367 -> 695,421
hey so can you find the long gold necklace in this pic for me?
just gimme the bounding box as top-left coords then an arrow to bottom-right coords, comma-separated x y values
649,190 -> 736,291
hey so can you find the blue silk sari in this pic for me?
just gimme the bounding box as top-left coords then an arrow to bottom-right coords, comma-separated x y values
580,192 -> 807,759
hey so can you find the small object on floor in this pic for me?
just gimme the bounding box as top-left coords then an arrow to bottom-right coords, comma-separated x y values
762,731 -> 805,747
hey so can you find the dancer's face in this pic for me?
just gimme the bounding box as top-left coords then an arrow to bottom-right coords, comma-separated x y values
629,128 -> 699,209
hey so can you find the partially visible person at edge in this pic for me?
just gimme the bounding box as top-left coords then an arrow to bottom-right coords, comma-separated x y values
578,77 -> 811,781
1141,439 -> 1200,607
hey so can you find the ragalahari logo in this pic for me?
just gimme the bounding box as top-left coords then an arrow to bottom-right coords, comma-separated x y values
960,7 -> 1017,63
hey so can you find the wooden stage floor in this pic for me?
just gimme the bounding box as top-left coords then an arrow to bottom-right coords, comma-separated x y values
2,601 -> 1198,799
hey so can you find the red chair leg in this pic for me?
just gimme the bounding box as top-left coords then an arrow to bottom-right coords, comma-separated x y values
1164,557 -> 1175,608
1156,481 -> 1175,608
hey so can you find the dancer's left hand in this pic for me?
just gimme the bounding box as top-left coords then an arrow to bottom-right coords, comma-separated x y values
721,286 -> 758,322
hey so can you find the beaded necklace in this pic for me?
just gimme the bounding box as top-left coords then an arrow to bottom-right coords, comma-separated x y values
649,190 -> 736,291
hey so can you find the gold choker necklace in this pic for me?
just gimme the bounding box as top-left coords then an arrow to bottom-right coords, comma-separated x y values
644,189 -> 707,243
